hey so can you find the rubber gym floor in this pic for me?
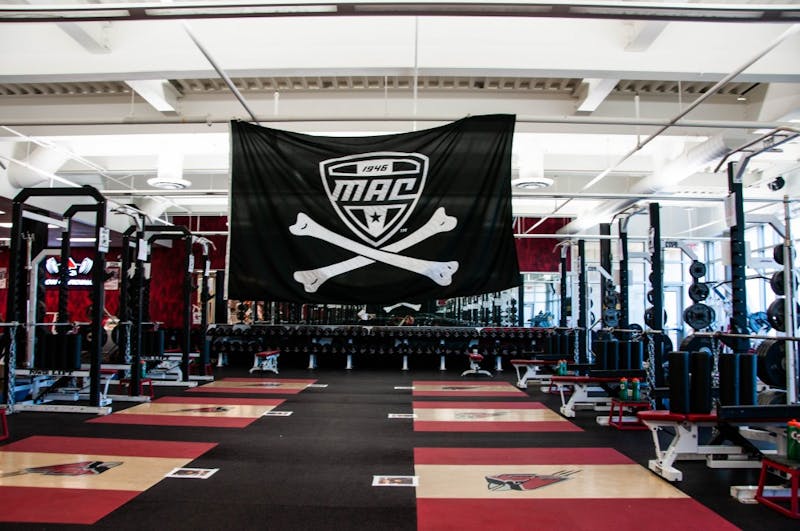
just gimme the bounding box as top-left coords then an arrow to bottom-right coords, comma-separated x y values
0,357 -> 796,531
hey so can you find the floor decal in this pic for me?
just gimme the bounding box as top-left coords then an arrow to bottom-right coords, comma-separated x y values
0,436 -> 215,525
165,467 -> 219,479
414,447 -> 737,531
412,381 -> 527,397
87,396 -> 285,428
412,402 -> 580,432
187,377 -> 318,395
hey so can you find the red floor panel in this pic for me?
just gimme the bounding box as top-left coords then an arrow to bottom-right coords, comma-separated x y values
417,498 -> 738,531
0,486 -> 139,525
2,436 -> 215,458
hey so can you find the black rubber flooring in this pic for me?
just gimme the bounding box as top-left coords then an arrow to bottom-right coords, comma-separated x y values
1,364 -> 797,530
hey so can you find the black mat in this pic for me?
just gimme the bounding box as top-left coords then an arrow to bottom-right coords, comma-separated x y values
1,367 -> 796,530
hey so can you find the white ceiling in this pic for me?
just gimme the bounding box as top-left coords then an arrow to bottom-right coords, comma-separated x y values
0,1 -> 799,239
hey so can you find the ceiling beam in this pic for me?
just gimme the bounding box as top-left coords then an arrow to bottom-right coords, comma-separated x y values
625,21 -> 669,52
1,1 -> 799,24
575,78 -> 619,113
124,79 -> 181,114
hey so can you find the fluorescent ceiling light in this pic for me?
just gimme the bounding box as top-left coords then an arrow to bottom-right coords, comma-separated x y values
146,5 -> 337,16
0,222 -> 11,228
0,9 -> 128,20
57,237 -> 96,242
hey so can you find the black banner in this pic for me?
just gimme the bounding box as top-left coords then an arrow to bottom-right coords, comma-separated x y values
228,115 -> 520,303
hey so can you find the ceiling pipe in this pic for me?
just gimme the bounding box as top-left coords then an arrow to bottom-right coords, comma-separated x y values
180,21 -> 259,122
0,115 -> 791,129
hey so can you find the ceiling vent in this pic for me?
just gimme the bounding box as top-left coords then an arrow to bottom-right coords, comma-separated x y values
147,153 -> 191,189
511,176 -> 554,189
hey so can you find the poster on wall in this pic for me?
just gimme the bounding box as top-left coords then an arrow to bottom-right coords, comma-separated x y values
0,267 -> 6,289
228,115 -> 520,303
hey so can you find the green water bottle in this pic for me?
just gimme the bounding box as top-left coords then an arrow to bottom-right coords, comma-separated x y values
788,419 -> 800,460
619,378 -> 628,400
631,378 -> 641,401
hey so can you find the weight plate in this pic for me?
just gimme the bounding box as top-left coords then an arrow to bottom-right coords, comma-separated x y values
683,303 -> 715,330
769,270 -> 798,297
688,282 -> 710,303
603,308 -> 620,328
773,244 -> 796,266
689,260 -> 707,280
765,298 -> 800,332
756,339 -> 787,389
679,333 -> 714,355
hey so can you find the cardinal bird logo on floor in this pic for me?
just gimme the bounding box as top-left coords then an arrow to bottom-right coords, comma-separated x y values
1,461 -> 122,478
485,470 -> 579,491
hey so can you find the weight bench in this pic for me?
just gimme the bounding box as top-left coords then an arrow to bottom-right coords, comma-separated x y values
510,359 -> 558,388
548,375 -> 618,418
461,352 -> 492,378
637,410 -> 759,482
250,350 -> 280,375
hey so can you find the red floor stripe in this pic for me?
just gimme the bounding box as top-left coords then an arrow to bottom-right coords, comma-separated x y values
0,486 -> 138,524
217,378 -> 317,383
414,447 -> 633,465
417,498 -> 738,531
414,381 -> 520,386
186,386 -> 305,395
1,436 -> 216,458
87,414 -> 256,428
414,421 -> 581,432
155,396 -> 285,406
413,391 -> 527,397
412,401 -> 547,409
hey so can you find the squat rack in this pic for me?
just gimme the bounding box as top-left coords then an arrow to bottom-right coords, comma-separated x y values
3,185 -> 108,409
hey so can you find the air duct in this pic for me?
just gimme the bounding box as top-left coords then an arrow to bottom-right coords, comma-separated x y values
136,197 -> 170,221
7,146 -> 70,188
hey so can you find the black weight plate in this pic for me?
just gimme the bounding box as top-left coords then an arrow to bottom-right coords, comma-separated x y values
603,308 -> 620,328
688,282 -> 710,303
769,270 -> 798,297
679,333 -> 714,355
773,244 -> 796,265
768,298 -> 784,332
756,339 -> 786,389
683,303 -> 715,330
689,261 -> 707,280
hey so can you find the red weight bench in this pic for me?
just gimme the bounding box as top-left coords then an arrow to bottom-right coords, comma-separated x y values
756,455 -> 800,519
250,350 -> 280,375
461,351 -> 492,378
548,375 -> 619,418
637,410 -> 757,482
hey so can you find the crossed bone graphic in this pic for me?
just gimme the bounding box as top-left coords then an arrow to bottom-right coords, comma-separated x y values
290,207 -> 459,293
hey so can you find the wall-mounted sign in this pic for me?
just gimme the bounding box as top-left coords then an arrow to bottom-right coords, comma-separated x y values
44,256 -> 94,287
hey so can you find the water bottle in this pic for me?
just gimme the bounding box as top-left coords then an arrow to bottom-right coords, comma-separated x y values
631,378 -> 641,401
788,419 -> 800,460
619,378 -> 628,400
